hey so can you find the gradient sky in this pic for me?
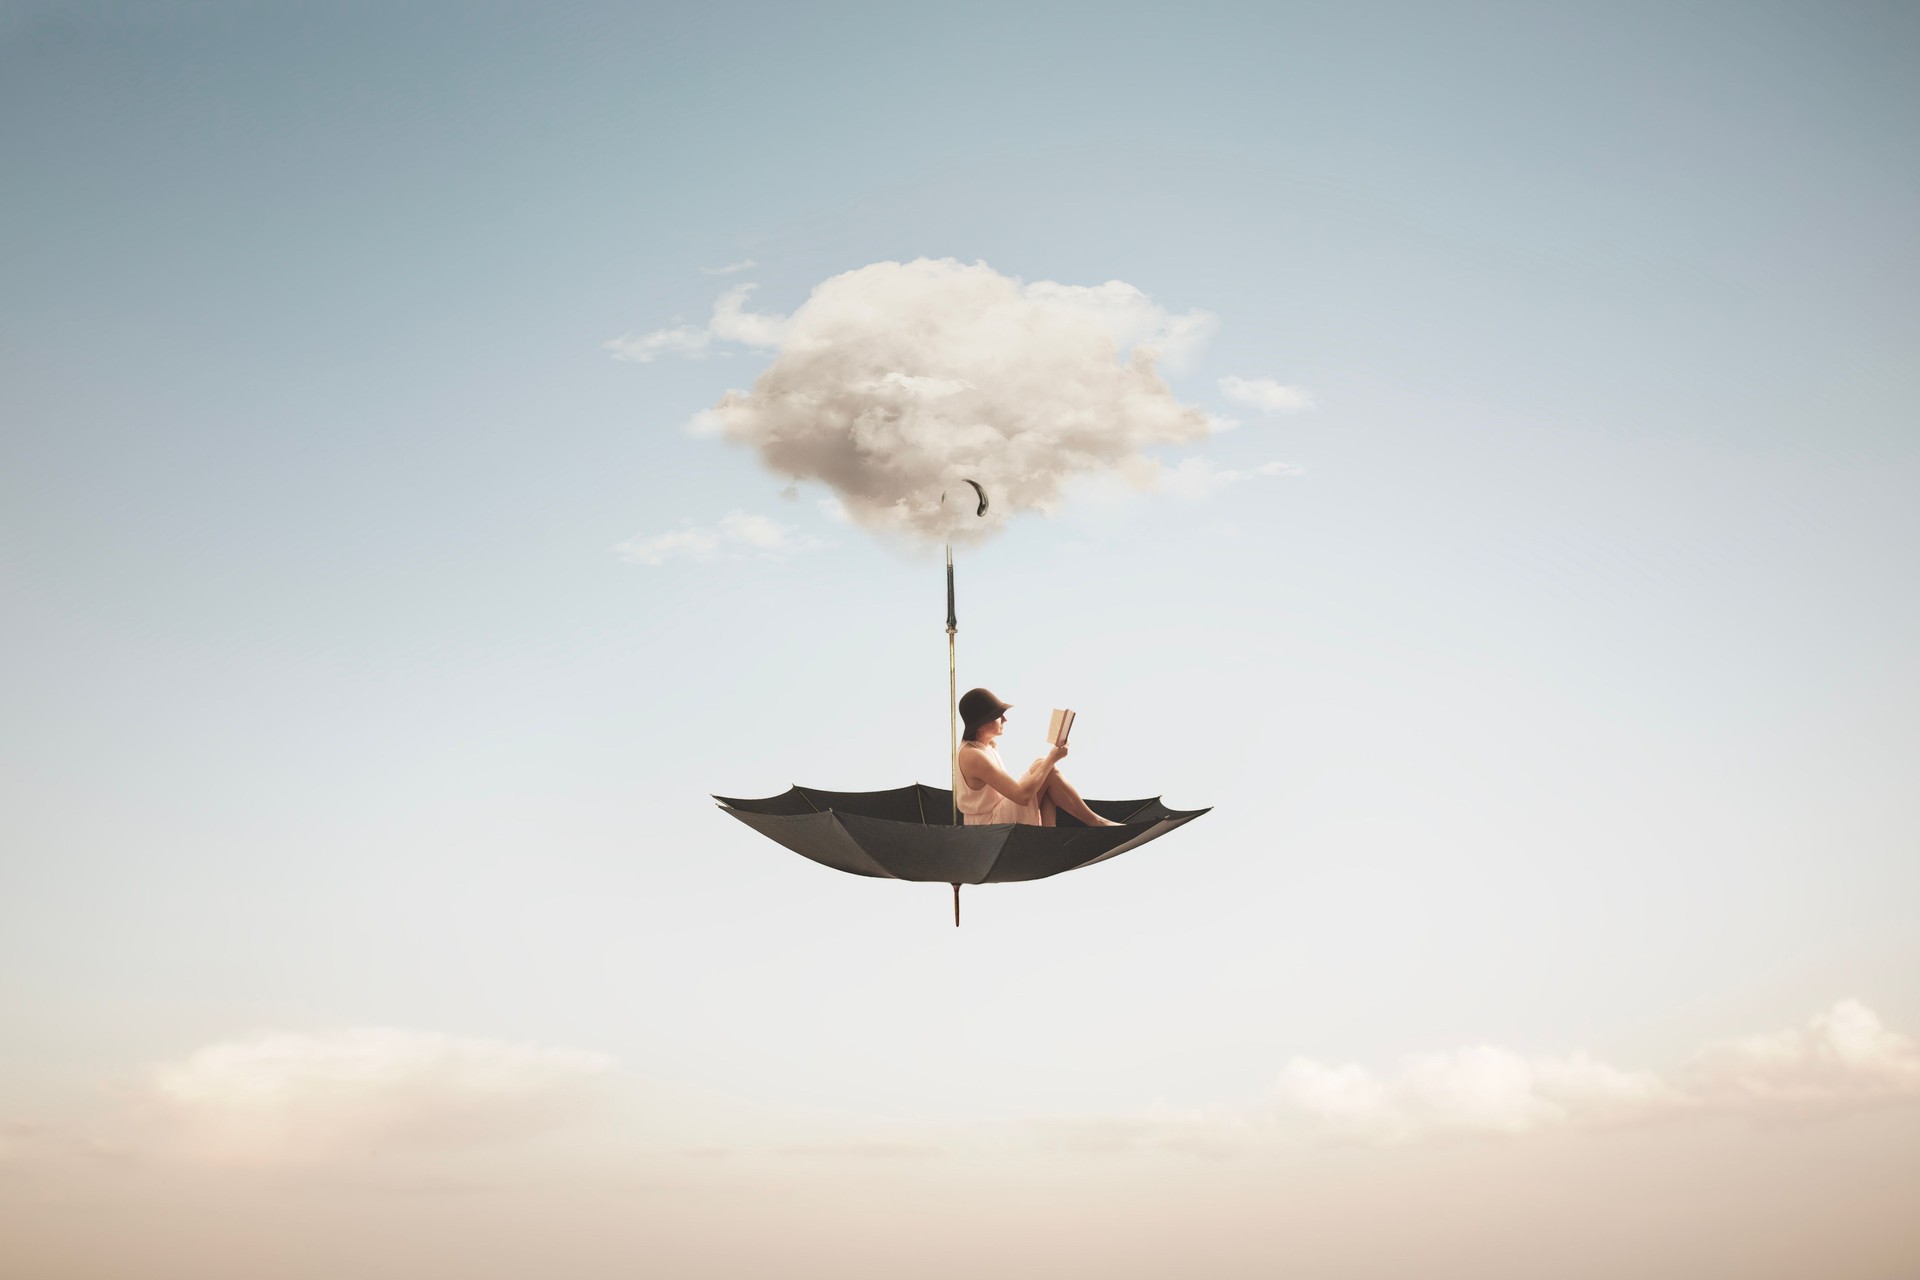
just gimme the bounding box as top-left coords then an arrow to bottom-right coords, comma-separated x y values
4,3 -> 1918,1277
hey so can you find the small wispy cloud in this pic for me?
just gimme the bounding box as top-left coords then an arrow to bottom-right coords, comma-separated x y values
700,258 -> 758,275
706,283 -> 788,348
1219,375 -> 1315,415
1157,456 -> 1307,498
605,284 -> 789,364
1160,457 -> 1245,499
612,509 -> 825,566
606,323 -> 711,364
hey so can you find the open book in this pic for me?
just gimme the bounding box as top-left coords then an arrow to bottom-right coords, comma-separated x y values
1046,708 -> 1077,747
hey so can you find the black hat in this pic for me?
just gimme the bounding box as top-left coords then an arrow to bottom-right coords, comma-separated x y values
958,687 -> 1013,729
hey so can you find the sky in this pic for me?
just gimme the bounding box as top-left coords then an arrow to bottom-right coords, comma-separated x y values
2,2 -> 1918,1276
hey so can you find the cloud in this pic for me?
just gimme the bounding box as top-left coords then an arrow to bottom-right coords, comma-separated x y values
1681,999 -> 1920,1113
605,323 -> 711,364
1276,1047 -> 1674,1144
1155,456 -> 1306,497
1272,1000 -> 1920,1145
612,509 -> 824,566
707,283 -> 789,348
1160,457 -> 1245,499
1219,375 -> 1315,414
606,284 -> 788,363
1021,278 -> 1218,375
147,1029 -> 615,1164
693,258 -> 1226,547
701,258 -> 758,275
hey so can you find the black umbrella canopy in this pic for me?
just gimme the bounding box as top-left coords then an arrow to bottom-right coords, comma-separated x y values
714,785 -> 1209,885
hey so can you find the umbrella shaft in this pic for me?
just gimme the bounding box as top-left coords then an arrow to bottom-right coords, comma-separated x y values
947,543 -> 958,827
947,627 -> 957,826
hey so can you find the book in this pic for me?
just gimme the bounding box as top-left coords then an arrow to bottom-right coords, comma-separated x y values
1046,707 -> 1076,747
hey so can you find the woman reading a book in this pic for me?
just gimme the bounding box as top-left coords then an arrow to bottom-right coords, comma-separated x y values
954,687 -> 1123,827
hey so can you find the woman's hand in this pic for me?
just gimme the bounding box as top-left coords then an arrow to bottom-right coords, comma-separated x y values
1048,742 -> 1069,765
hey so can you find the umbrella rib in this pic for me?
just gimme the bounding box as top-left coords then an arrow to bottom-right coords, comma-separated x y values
796,787 -> 822,813
827,812 -> 900,879
977,823 -> 1018,884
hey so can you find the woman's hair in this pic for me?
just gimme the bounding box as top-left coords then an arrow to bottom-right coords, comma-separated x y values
961,710 -> 999,743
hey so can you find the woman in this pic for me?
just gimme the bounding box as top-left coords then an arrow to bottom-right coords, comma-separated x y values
954,687 -> 1122,827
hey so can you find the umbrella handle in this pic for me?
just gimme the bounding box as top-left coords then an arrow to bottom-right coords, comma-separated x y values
952,882 -> 960,927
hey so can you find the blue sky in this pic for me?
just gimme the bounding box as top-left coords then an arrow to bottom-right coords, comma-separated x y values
3,4 -> 1918,1276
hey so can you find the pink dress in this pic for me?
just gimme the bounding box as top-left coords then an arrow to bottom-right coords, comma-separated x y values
955,743 -> 1051,825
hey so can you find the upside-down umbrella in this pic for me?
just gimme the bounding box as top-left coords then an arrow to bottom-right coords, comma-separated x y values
715,785 -> 1210,924
714,480 -> 1209,924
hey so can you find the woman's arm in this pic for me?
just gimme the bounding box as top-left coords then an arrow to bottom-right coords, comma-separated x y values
959,742 -> 1067,806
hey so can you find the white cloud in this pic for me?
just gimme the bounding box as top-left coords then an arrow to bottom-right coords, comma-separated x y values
1276,1047 -> 1673,1144
1022,278 -> 1219,375
1159,456 -> 1245,499
606,284 -> 788,364
1152,456 -> 1306,498
696,258 -> 1226,546
612,509 -> 823,566
1272,1000 -> 1920,1145
715,509 -> 791,550
700,258 -> 758,275
148,1029 -> 615,1164
605,323 -> 711,364
1219,375 -> 1315,414
1681,999 -> 1920,1112
707,283 -> 789,348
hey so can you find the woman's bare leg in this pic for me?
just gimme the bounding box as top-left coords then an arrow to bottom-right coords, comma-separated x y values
1046,771 -> 1121,826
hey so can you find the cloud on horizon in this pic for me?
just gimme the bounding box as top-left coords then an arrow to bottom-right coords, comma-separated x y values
10,1002 -> 1918,1180
1271,999 -> 1920,1145
144,1028 -> 616,1165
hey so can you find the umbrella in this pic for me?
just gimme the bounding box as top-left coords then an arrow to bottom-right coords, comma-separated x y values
713,480 -> 1210,923
715,785 -> 1210,923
